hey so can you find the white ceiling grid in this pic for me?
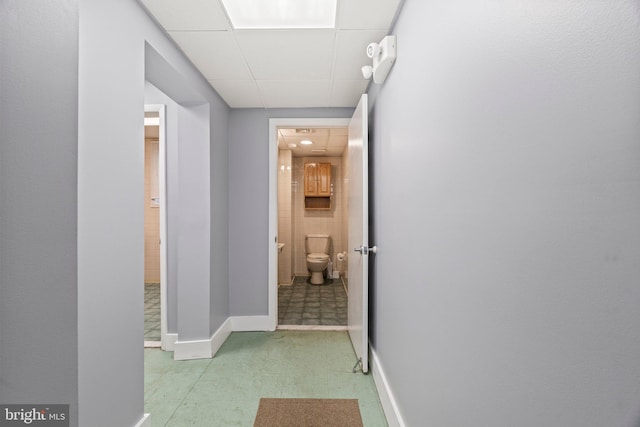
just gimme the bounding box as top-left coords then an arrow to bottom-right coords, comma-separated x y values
140,0 -> 401,108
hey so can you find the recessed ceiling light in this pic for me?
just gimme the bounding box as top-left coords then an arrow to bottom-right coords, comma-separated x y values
221,0 -> 337,29
287,143 -> 297,148
300,140 -> 313,145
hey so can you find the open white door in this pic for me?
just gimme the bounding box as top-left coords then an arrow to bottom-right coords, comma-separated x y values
348,94 -> 371,374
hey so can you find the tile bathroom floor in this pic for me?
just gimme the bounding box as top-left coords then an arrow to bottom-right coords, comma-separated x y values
278,276 -> 348,326
145,283 -> 161,342
144,331 -> 387,426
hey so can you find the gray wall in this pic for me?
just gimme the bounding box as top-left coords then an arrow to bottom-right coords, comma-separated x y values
175,103 -> 212,341
368,0 -> 640,426
145,43 -> 229,340
74,0 -> 228,425
228,108 -> 353,316
209,92 -> 231,335
0,1 -> 79,425
145,78 -> 230,339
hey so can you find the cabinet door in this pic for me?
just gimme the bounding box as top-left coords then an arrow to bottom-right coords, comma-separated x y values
304,162 -> 318,196
317,163 -> 331,196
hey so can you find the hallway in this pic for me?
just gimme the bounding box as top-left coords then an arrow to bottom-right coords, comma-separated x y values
144,331 -> 387,426
5,2 -> 640,426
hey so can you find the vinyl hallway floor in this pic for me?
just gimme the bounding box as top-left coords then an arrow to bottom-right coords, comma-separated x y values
144,331 -> 387,426
278,276 -> 348,326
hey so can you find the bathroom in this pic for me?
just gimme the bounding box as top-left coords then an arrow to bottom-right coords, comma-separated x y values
143,111 -> 161,344
277,127 -> 350,326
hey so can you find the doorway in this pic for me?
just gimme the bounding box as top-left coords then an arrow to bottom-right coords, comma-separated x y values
144,104 -> 167,347
268,118 -> 351,330
268,96 -> 371,371
276,126 -> 350,328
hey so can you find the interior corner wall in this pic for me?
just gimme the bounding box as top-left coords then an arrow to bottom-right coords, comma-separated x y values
144,58 -> 230,341
176,103 -> 212,341
368,1 -> 640,426
0,1 -> 79,425
228,108 -> 353,316
78,1 -> 229,425
210,100 -> 231,334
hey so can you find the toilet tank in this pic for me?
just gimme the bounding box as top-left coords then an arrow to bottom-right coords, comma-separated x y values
306,234 -> 330,254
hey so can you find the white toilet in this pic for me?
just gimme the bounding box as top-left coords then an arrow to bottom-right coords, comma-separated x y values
305,234 -> 331,285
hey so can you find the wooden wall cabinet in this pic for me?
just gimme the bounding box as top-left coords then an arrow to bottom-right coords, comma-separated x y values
304,162 -> 332,209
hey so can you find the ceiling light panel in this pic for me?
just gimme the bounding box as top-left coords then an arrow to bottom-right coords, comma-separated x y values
221,0 -> 337,29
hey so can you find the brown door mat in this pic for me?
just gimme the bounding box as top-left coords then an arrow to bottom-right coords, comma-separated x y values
254,398 -> 364,427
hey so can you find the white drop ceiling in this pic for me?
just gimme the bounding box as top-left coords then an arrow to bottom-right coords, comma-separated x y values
139,0 -> 401,108
278,127 -> 348,157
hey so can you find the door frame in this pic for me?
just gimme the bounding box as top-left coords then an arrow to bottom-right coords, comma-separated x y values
268,117 -> 351,330
144,104 -> 168,347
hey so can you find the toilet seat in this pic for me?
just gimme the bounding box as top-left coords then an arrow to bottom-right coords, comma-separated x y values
307,253 -> 329,262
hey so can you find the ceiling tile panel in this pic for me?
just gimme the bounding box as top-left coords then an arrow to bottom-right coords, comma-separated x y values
257,80 -> 331,108
279,128 -> 330,136
283,134 -> 330,146
141,0 -> 230,31
209,80 -> 263,108
330,79 -> 370,107
235,30 -> 336,80
142,0 -> 402,108
330,127 -> 349,136
169,31 -> 251,80
337,0 -> 402,30
327,135 -> 348,147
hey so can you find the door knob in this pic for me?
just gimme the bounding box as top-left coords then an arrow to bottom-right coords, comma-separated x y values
354,245 -> 377,255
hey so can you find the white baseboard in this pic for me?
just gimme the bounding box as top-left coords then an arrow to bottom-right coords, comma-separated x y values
370,347 -> 406,427
230,315 -> 271,331
211,317 -> 233,357
134,413 -> 151,427
171,319 -> 232,361
277,325 -> 347,331
167,316 -> 274,360
173,338 -> 212,361
162,333 -> 178,351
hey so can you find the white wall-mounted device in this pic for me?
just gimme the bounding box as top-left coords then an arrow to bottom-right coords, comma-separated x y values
361,35 -> 397,84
